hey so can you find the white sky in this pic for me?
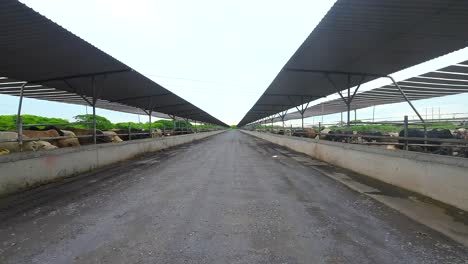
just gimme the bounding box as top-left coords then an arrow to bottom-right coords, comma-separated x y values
1,0 -> 467,126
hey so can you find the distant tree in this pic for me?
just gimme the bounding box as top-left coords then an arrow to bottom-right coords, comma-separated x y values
0,114 -> 69,130
74,114 -> 114,130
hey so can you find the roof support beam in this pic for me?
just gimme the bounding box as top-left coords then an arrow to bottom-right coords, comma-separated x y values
31,69 -> 132,84
386,76 -> 425,125
284,68 -> 386,78
323,72 -> 365,126
112,93 -> 172,103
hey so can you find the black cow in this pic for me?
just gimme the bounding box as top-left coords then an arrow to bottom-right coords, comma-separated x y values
360,131 -> 384,142
398,128 -> 453,152
111,129 -> 150,141
324,130 -> 353,142
27,125 -> 64,136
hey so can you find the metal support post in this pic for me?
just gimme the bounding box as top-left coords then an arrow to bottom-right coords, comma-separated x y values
148,110 -> 152,138
16,82 -> 27,151
128,123 -> 132,140
325,73 -> 364,127
347,86 -> 351,126
404,115 -> 409,151
185,118 -> 189,133
372,105 -> 375,123
91,77 -> 97,144
293,96 -> 310,130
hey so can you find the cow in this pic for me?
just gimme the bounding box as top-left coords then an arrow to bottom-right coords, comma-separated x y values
151,129 -> 163,138
0,132 -> 58,153
103,131 -> 124,142
292,128 -> 317,139
35,141 -> 59,150
360,131 -> 384,143
323,130 -> 353,142
22,129 -> 62,147
110,129 -> 150,141
59,130 -> 81,147
453,128 -> 468,140
65,128 -> 112,144
398,128 -> 453,152
24,126 -> 79,148
0,149 -> 10,155
319,128 -> 331,139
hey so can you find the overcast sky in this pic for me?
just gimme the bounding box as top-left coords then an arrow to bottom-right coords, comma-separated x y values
1,0 -> 467,126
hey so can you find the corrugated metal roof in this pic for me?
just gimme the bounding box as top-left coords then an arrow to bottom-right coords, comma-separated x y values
0,0 -> 227,127
238,0 -> 468,126
0,77 -> 176,119
263,60 -> 468,123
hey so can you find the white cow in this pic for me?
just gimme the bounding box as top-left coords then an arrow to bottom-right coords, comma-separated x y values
151,129 -> 163,138
60,130 -> 81,147
0,149 -> 10,155
36,141 -> 59,150
103,131 -> 124,142
0,132 -> 58,153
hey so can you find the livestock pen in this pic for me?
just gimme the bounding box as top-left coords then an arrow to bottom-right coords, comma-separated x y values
251,115 -> 468,158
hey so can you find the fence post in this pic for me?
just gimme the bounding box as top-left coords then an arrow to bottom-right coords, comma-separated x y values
16,82 -> 27,151
128,123 -> 132,141
148,111 -> 152,138
404,115 -> 408,151
318,122 -> 321,139
17,116 -> 23,152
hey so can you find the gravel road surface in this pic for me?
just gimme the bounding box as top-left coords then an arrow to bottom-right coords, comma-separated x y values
1,130 -> 467,263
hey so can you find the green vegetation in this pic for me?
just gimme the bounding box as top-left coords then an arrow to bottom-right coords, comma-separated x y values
74,114 -> 114,130
230,125 -> 237,129
0,114 -> 69,130
0,114 -> 219,131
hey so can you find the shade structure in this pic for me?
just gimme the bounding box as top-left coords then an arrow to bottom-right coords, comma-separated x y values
238,0 -> 468,127
0,77 -> 175,120
0,0 -> 227,127
263,61 -> 468,123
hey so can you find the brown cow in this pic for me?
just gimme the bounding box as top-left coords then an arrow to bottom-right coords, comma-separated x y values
22,129 -> 61,147
26,126 -> 80,148
292,128 -> 317,139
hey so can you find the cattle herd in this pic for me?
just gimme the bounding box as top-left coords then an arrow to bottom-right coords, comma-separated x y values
262,127 -> 468,158
0,125 -> 198,155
